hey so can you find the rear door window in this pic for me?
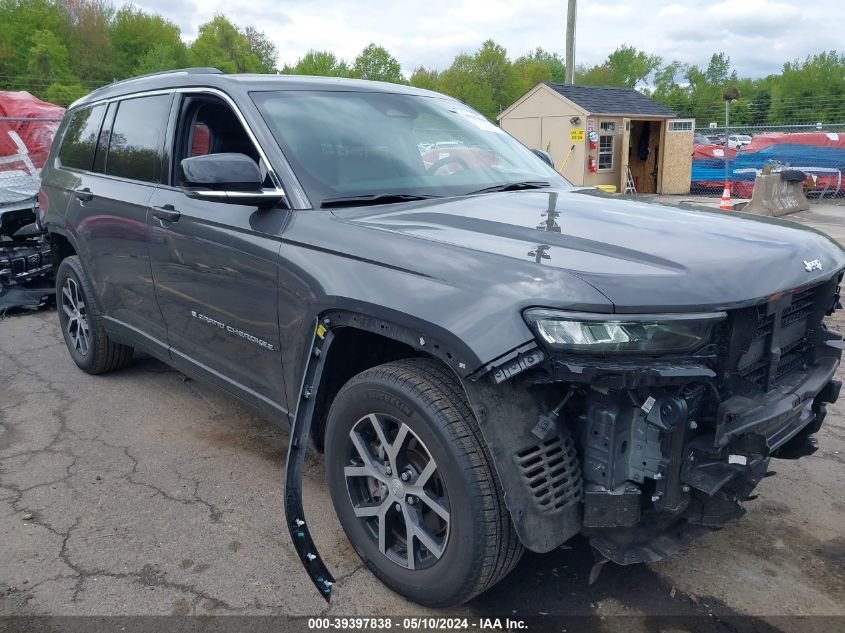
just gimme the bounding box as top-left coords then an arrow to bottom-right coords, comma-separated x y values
57,104 -> 106,171
105,94 -> 172,183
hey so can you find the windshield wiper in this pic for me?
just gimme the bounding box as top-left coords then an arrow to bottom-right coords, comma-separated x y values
464,181 -> 551,195
321,193 -> 440,208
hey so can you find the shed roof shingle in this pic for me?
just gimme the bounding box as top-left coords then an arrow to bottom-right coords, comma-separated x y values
545,83 -> 677,117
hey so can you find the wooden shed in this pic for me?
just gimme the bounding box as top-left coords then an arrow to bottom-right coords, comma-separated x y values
498,83 -> 694,194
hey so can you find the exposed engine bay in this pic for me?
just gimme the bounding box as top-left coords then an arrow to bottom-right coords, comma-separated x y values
0,201 -> 53,314
466,272 -> 843,567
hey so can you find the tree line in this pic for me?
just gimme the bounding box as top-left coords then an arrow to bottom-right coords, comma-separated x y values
2,0 -> 844,127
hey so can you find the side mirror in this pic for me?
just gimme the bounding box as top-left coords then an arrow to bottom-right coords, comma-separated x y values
531,148 -> 554,169
180,153 -> 285,206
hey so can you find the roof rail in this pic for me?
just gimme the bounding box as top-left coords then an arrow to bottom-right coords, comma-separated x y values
102,67 -> 223,90
67,68 -> 224,110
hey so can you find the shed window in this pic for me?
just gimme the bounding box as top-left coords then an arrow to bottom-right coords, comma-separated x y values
598,134 -> 613,170
599,121 -> 616,132
670,120 -> 694,132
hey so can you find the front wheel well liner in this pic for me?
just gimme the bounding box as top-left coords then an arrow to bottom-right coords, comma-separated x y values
310,326 -> 431,451
49,232 -> 76,273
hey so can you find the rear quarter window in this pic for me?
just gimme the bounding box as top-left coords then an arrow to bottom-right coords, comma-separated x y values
104,94 -> 172,183
57,104 -> 106,171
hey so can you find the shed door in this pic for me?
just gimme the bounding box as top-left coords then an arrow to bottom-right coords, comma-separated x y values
619,118 -> 631,192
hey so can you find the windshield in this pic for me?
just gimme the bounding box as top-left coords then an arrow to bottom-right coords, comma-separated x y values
251,90 -> 570,206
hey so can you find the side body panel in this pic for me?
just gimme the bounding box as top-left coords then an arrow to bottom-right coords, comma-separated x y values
146,187 -> 290,416
68,174 -> 165,343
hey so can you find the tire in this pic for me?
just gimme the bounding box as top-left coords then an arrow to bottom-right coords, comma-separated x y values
56,256 -> 133,374
324,358 -> 523,607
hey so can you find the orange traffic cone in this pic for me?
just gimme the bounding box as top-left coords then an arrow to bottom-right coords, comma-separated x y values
719,182 -> 732,210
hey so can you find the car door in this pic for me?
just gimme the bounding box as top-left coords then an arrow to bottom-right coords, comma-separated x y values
61,94 -> 173,350
147,91 -> 289,417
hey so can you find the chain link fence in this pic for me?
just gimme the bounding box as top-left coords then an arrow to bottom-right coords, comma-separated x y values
0,116 -> 62,212
691,122 -> 845,200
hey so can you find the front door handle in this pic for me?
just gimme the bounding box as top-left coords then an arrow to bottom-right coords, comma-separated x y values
74,188 -> 93,202
151,205 -> 181,222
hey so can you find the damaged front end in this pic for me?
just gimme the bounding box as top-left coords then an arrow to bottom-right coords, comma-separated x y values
0,201 -> 53,314
464,272 -> 844,566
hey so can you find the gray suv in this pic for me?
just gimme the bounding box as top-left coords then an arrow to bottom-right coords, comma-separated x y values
40,68 -> 845,606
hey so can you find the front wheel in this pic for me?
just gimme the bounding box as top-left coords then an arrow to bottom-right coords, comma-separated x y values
324,358 -> 522,606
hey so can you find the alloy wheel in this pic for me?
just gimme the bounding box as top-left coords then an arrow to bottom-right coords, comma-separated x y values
61,277 -> 90,356
344,413 -> 450,570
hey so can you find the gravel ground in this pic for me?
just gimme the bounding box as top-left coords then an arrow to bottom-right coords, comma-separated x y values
1,211 -> 844,628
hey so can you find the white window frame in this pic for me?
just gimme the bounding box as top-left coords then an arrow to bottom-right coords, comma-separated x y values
669,119 -> 694,132
597,129 -> 614,171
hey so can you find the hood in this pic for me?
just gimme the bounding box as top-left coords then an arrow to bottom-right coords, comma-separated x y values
333,188 -> 845,312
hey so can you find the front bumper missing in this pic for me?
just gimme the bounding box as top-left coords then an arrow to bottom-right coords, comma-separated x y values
475,335 -> 842,568
715,353 -> 839,450
0,235 -> 53,313
284,318 -> 842,599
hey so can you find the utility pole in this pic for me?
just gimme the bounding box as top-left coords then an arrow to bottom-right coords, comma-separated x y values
722,87 -> 740,186
724,99 -> 730,184
565,0 -> 577,84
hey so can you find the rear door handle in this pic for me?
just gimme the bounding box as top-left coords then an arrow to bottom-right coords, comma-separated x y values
74,188 -> 93,202
151,205 -> 181,222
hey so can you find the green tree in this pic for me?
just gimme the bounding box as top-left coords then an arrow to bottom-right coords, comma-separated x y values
134,42 -> 184,75
438,53 -> 495,118
578,45 -> 661,87
769,51 -> 845,123
188,15 -> 264,73
110,6 -> 186,77
63,0 -> 114,83
683,53 -> 741,124
282,50 -> 351,77
409,66 -> 439,90
0,0 -> 69,90
650,61 -> 692,116
513,47 -> 565,93
472,39 -> 519,115
45,81 -> 87,105
26,29 -> 71,84
352,43 -> 405,83
244,26 -> 278,73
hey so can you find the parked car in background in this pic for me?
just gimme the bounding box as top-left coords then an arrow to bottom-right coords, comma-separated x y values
40,68 -> 845,608
693,133 -> 710,145
727,134 -> 753,149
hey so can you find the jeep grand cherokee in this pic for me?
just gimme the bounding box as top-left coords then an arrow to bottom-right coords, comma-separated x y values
39,68 -> 844,607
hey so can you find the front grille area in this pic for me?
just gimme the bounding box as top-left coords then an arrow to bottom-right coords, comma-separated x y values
514,433 -> 582,513
3,249 -> 50,278
729,283 -> 829,392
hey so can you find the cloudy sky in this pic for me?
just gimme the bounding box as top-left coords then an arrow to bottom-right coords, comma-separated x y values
135,0 -> 841,77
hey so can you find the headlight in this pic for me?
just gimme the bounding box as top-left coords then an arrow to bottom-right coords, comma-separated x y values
523,309 -> 726,354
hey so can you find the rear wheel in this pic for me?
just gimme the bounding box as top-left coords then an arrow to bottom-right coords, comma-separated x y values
56,256 -> 133,374
324,358 -> 522,606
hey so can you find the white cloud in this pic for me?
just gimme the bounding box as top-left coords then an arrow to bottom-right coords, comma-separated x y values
133,0 -> 843,78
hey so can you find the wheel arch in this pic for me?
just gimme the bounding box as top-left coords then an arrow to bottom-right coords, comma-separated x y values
48,227 -> 107,314
284,308 -> 557,599
48,228 -> 77,273
308,309 -> 474,452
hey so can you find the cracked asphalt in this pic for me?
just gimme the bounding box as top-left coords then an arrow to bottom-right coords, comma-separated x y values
1,293 -> 844,624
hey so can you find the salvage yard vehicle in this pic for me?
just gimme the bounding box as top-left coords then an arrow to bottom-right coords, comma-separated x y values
39,68 -> 845,607
0,129 -> 54,313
